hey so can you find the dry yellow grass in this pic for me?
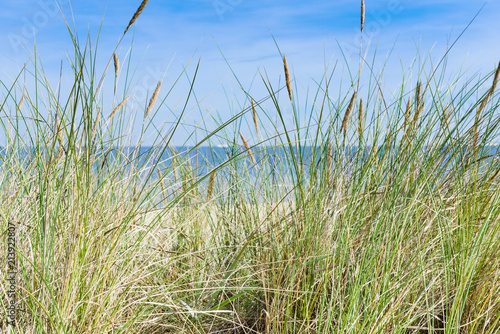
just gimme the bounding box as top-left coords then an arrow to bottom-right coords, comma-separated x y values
327,142 -> 333,181
158,169 -> 166,199
169,145 -> 179,183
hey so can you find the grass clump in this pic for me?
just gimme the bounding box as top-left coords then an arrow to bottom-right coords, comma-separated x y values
1,1 -> 500,333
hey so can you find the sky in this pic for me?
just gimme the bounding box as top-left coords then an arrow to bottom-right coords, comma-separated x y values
1,0 -> 500,146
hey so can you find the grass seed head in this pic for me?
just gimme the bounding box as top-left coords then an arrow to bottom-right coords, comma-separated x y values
441,102 -> 451,128
361,0 -> 365,33
113,53 -> 120,78
252,98 -> 259,135
413,81 -> 422,127
107,96 -> 130,123
92,106 -> 102,141
16,93 -> 25,114
283,55 -> 293,101
124,0 -> 150,35
404,96 -> 412,141
145,81 -> 162,119
240,131 -> 256,164
341,92 -> 356,136
207,172 -> 215,201
404,96 -> 411,127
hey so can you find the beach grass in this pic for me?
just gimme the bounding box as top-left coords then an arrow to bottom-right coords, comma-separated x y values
1,2 -> 500,333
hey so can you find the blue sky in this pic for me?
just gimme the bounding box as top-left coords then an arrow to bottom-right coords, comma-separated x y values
1,0 -> 500,146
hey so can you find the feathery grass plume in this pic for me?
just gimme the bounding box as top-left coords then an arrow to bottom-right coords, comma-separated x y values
113,53 -> 119,78
252,98 -> 259,135
124,0 -> 150,35
283,55 -> 293,101
91,106 -> 102,141
361,0 -> 365,33
240,131 -> 256,164
16,93 -> 25,113
341,92 -> 356,136
207,172 -> 215,201
145,81 -> 162,119
106,96 -> 130,124
358,98 -> 364,139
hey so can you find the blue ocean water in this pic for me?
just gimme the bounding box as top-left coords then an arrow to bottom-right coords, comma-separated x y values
1,144 -> 499,181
